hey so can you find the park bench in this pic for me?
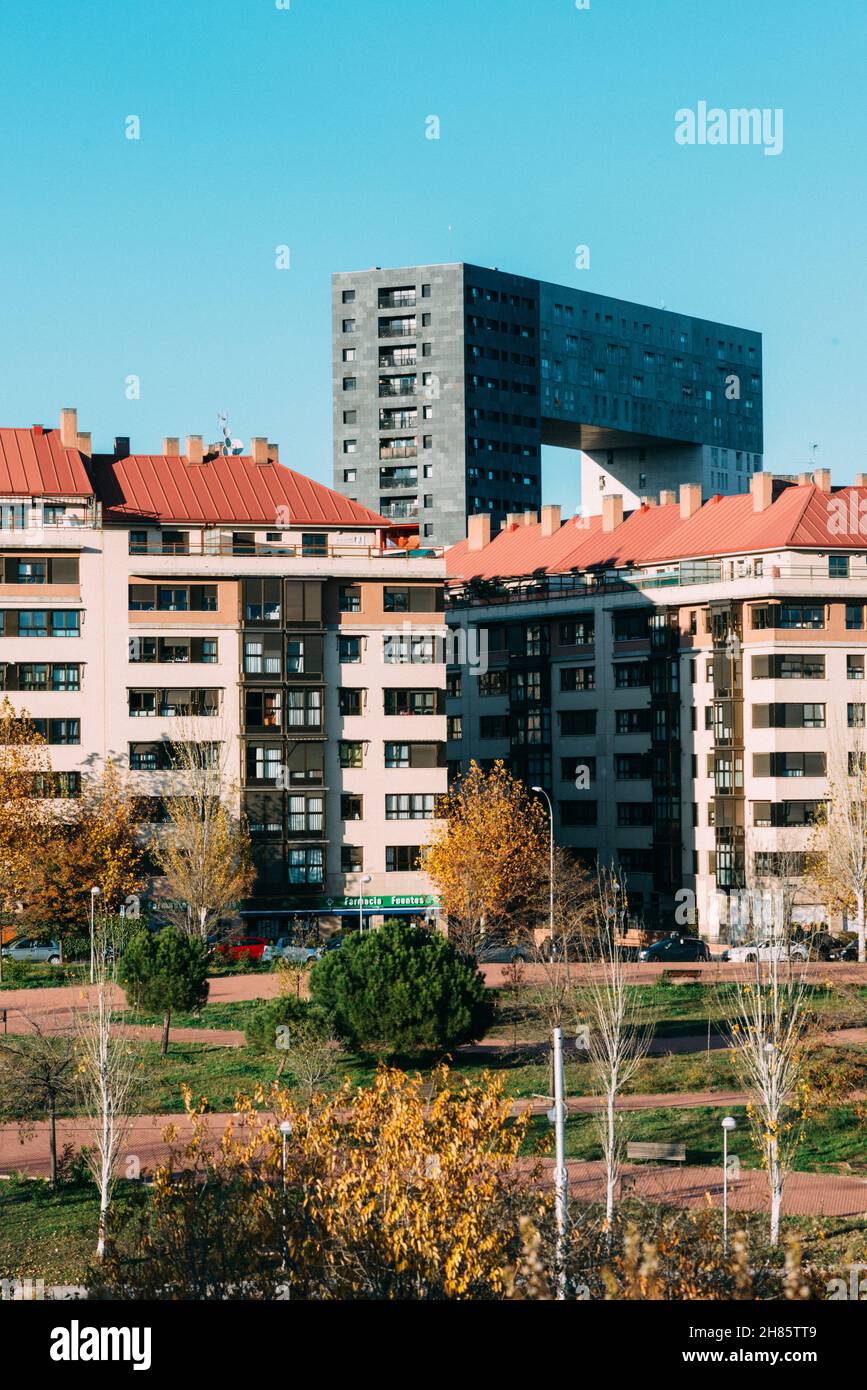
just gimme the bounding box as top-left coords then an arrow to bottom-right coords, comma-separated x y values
626,1141 -> 686,1164
663,969 -> 703,984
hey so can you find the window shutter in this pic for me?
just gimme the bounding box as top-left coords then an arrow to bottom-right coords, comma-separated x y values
49,557 -> 79,584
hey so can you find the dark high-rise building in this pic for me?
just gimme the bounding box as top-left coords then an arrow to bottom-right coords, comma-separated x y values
332,263 -> 763,548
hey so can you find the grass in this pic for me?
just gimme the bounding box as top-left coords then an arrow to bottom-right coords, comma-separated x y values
523,1103 -> 867,1173
118,999 -> 261,1032
0,1175 -> 140,1285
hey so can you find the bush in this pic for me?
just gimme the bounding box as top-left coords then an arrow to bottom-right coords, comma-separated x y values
244,994 -> 311,1052
309,922 -> 495,1057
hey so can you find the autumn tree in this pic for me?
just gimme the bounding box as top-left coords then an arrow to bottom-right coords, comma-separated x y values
806,718 -> 867,962
105,1066 -> 532,1300
150,739 -> 253,940
0,698 -> 56,981
421,760 -> 548,959
24,759 -> 146,940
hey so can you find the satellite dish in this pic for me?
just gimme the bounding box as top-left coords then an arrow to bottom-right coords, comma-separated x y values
217,413 -> 246,457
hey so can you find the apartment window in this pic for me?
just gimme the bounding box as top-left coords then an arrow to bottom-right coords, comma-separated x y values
752,801 -> 824,829
301,534 -> 328,558
48,719 -> 80,745
614,661 -> 648,689
342,289 -> 356,303
14,559 -> 46,584
158,588 -> 188,613
753,752 -> 826,778
286,689 -> 322,728
846,604 -> 864,630
342,319 -> 356,333
287,795 -> 324,835
617,802 -> 653,827
616,709 -> 650,735
343,469 -> 357,483
340,794 -> 363,821
386,846 -> 421,872
560,666 -> 595,692
479,671 -> 508,697
559,801 -> 598,827
613,610 -> 650,641
614,753 -> 645,780
560,756 -> 597,782
384,688 -> 438,716
848,655 -> 865,680
385,742 -> 440,768
849,703 -> 866,728
288,847 -> 324,885
559,709 -> 597,736
341,845 -> 363,873
51,664 -> 81,691
343,377 -> 357,391
129,691 -> 156,717
480,715 -> 509,739
383,587 -> 410,612
244,638 -> 281,676
829,555 -> 850,578
752,703 -> 826,729
751,653 -> 826,680
343,410 -> 357,425
339,688 -> 364,716
342,349 -> 356,364
383,634 -> 435,664
422,283 -> 431,298
339,635 -> 362,663
246,746 -> 282,783
339,585 -> 361,613
244,689 -> 282,729
385,793 -> 435,820
339,741 -> 364,769
343,439 -> 357,454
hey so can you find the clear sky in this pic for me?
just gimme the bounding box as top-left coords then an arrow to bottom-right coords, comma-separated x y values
0,0 -> 864,514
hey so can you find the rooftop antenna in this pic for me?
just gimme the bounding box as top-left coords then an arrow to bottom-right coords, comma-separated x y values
217,412 -> 245,456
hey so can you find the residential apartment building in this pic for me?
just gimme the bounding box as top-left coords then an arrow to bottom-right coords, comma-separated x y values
332,263 -> 763,547
446,471 -> 867,940
0,411 -> 447,937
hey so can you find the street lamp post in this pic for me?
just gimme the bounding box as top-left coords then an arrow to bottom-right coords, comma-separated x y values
722,1116 -> 737,1253
279,1119 -> 292,1276
532,786 -> 554,952
359,873 -> 372,934
552,1025 -> 568,1299
89,886 -> 101,985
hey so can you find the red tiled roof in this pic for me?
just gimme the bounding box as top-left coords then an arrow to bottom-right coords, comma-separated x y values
447,483 -> 867,581
0,428 -> 93,497
91,451 -> 388,528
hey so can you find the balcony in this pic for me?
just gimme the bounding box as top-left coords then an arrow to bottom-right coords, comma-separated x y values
379,473 -> 418,491
379,412 -> 418,432
380,501 -> 419,520
379,442 -> 418,461
379,319 -> 417,339
379,380 -> 417,398
380,349 -> 417,369
378,290 -> 417,309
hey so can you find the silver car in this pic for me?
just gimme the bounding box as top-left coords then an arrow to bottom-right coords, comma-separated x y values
262,938 -> 323,965
0,937 -> 62,964
725,938 -> 809,964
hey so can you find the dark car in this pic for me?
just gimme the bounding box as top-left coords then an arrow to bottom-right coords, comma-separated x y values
638,934 -> 710,963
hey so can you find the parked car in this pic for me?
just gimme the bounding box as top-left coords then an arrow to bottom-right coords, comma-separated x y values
477,941 -> 532,964
214,936 -> 270,964
833,939 -> 860,962
262,938 -> 323,965
724,938 -> 809,964
637,935 -> 711,963
320,935 -> 344,953
0,937 -> 62,964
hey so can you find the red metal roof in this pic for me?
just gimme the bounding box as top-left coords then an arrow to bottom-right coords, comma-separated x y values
447,483 -> 867,581
0,428 -> 93,497
92,451 -> 387,528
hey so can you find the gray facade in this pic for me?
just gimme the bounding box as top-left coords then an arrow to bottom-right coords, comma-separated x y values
332,264 -> 763,548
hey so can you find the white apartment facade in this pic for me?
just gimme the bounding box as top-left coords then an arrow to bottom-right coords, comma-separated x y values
0,411 -> 447,937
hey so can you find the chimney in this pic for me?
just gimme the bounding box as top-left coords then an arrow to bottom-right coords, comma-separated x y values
268,441 -> 279,464
602,494 -> 624,532
813,468 -> 831,494
541,503 -> 561,537
76,432 -> 92,456
60,408 -> 78,448
751,472 -> 774,512
32,424 -> 44,436
523,510 -> 537,527
856,474 -> 867,488
251,436 -> 269,465
467,514 -> 491,551
163,437 -> 180,456
679,482 -> 702,520
659,489 -> 676,506
186,435 -> 204,464
505,513 -> 524,528
798,472 -> 811,485
640,496 -> 657,508
114,436 -> 130,459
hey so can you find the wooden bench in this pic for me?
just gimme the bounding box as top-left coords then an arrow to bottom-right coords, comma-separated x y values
663,969 -> 703,985
626,1141 -> 686,1164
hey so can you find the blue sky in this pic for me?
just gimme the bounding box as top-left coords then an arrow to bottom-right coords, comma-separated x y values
0,0 -> 864,514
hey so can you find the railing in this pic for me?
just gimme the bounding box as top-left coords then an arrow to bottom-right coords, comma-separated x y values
379,322 -> 416,338
379,445 -> 418,461
380,505 -> 420,520
379,477 -> 418,491
128,538 -> 442,562
378,294 -> 417,310
379,383 -> 417,397
379,353 -> 417,368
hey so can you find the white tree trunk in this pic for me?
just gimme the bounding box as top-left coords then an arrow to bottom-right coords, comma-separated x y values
605,1091 -> 616,1227
856,890 -> 866,965
769,1137 -> 783,1247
